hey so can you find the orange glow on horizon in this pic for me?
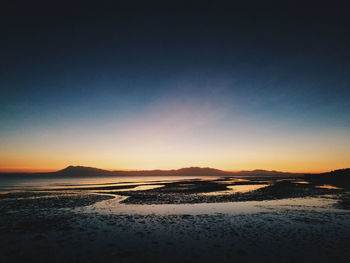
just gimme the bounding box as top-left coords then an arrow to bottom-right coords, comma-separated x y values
1,97 -> 349,174
0,160 -> 347,174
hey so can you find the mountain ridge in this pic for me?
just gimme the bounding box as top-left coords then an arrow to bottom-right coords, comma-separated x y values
1,165 -> 348,177
50,165 -> 298,177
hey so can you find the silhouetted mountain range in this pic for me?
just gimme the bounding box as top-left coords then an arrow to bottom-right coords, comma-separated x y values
50,165 -> 299,177
54,166 -> 231,177
306,168 -> 350,177
1,165 -> 348,177
55,166 -> 112,176
321,168 -> 350,176
306,168 -> 350,187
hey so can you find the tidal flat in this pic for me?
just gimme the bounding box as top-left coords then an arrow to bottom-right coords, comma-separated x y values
1,175 -> 350,263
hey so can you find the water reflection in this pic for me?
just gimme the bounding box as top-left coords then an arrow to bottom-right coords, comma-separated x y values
316,184 -> 343,190
293,181 -> 310,184
81,195 -> 341,215
200,184 -> 269,196
95,184 -> 166,192
216,178 -> 249,184
0,176 -> 204,192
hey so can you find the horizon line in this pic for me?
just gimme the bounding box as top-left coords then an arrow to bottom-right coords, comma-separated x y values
0,165 -> 345,174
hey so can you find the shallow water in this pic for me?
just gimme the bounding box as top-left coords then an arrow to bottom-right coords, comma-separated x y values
216,178 -> 249,183
0,176 -> 208,192
3,175 -> 349,217
77,193 -> 344,216
315,184 -> 343,190
96,184 -> 166,192
293,180 -> 310,184
200,184 -> 270,196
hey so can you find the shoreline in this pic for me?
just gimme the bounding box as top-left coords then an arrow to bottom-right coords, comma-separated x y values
1,175 -> 350,263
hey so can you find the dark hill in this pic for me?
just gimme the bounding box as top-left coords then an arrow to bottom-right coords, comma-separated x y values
234,169 -> 296,177
322,168 -> 350,176
52,166 -> 298,177
54,166 -> 112,176
110,167 -> 230,177
0,165 -> 303,177
306,168 -> 350,188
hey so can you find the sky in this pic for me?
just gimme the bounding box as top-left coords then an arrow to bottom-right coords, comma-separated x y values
0,1 -> 350,172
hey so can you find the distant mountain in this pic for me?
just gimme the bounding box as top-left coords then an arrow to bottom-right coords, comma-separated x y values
322,168 -> 350,176
305,168 -> 350,188
307,168 -> 350,177
159,167 -> 227,176
234,169 -> 296,177
112,167 -> 230,177
50,165 -> 297,177
0,165 -> 305,177
54,166 -> 112,176
42,165 -> 230,177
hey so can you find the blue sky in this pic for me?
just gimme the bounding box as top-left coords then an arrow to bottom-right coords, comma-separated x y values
1,1 -> 349,171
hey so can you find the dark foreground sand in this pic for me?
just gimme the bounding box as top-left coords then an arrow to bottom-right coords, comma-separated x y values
1,176 -> 350,263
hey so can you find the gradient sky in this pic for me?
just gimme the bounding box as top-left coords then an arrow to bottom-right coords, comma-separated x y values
1,1 -> 350,172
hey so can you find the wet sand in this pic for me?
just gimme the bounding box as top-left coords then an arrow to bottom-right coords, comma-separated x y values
1,175 -> 350,263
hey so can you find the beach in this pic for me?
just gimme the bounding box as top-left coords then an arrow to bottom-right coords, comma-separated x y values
1,175 -> 350,263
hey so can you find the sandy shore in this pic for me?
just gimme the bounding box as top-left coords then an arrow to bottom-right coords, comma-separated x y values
1,176 -> 350,263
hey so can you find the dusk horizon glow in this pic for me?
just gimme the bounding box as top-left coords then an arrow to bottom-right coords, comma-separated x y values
1,2 -> 349,174
2,3 -> 350,263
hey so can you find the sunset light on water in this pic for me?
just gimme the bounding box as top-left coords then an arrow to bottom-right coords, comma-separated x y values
1,1 -> 350,263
